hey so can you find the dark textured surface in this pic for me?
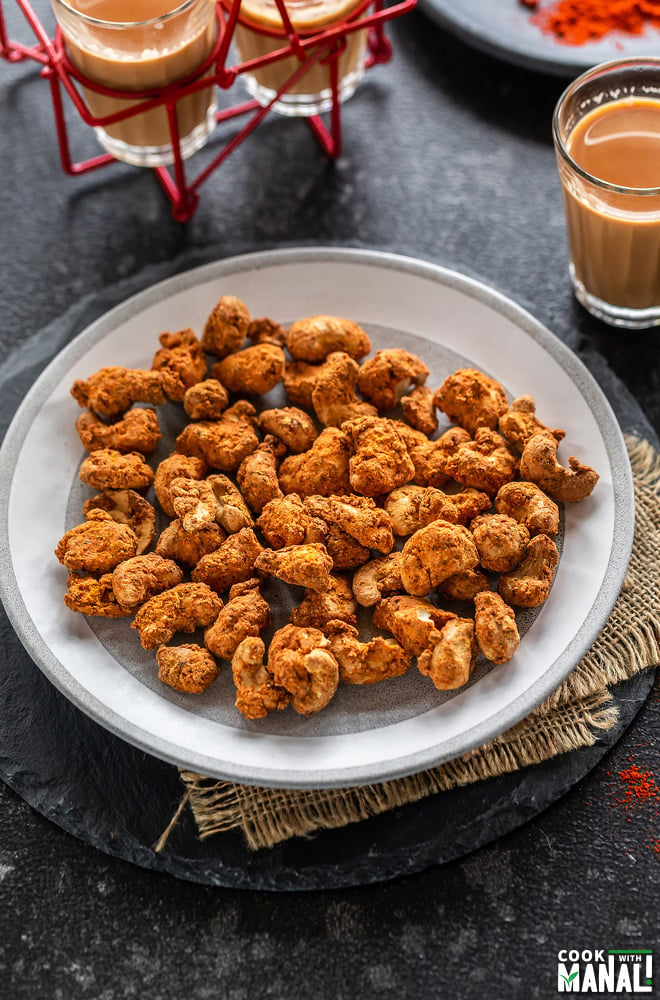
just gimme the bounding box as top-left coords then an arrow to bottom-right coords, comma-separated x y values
1,0 -> 660,996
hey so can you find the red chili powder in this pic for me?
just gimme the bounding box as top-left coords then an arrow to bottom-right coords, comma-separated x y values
522,1 -> 660,46
617,765 -> 658,805
603,764 -> 659,853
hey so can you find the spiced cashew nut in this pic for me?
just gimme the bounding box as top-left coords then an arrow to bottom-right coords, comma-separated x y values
311,351 -> 378,427
285,315 -> 371,362
498,395 -> 565,452
498,534 -> 559,608
519,433 -> 599,503
267,624 -> 339,716
231,637 -> 291,719
352,553 -> 403,607
356,348 -> 429,411
324,620 -> 411,685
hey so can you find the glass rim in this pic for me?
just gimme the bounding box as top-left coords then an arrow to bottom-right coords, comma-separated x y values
553,56 -> 660,197
50,0 -> 204,30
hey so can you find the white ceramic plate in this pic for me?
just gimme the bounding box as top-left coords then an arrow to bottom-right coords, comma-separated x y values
418,0 -> 660,76
0,248 -> 633,788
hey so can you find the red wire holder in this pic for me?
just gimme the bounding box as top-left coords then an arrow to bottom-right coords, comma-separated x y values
0,0 -> 415,221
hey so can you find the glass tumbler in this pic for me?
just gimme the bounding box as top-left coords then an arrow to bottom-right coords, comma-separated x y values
233,0 -> 368,117
50,0 -> 218,167
553,58 -> 660,329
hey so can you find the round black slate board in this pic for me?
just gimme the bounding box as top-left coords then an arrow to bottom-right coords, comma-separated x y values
0,250 -> 655,892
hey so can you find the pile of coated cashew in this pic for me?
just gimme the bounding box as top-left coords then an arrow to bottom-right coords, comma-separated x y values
55,298 -> 599,719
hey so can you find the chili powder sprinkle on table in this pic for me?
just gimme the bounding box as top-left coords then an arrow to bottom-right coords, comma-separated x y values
521,0 -> 660,46
604,761 -> 660,854
617,764 -> 659,806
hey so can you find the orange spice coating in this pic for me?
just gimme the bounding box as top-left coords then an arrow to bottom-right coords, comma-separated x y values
155,519 -> 226,568
417,617 -> 477,690
311,351 -> 377,427
152,328 -> 207,399
71,366 -> 181,420
352,553 -> 404,607
236,436 -> 286,514
494,480 -> 560,537
191,527 -> 265,594
383,485 -> 426,537
211,344 -> 285,395
55,510 -> 138,575
400,521 -> 479,597
304,494 -> 395,554
395,423 -> 470,489
76,408 -> 161,455
79,448 -> 154,492
444,428 -> 519,496
324,620 -> 411,685
357,348 -> 429,411
154,454 -> 208,518
289,573 -> 358,628
201,295 -> 249,358
157,643 -> 220,694
83,489 -> 156,555
434,367 -> 508,436
323,522 -> 371,570
132,582 -> 222,649
282,359 -> 323,410
267,624 -> 339,716
174,402 -> 260,472
474,591 -> 520,664
64,572 -> 129,618
278,427 -> 352,498
257,494 -> 327,550
498,534 -> 559,608
519,433 -> 599,503
183,379 -> 229,421
254,542 -> 334,593
343,417 -> 415,497
231,637 -> 291,719
400,385 -> 438,436
470,513 -> 530,574
247,316 -> 287,348
111,553 -> 184,610
286,315 -> 371,362
418,487 -> 491,528
498,395 -> 565,453
258,407 -> 318,454
437,569 -> 490,602
204,579 -> 272,661
372,595 -> 457,657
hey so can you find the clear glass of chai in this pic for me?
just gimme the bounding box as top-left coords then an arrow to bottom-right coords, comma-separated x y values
233,0 -> 368,117
553,58 -> 660,329
50,0 -> 218,167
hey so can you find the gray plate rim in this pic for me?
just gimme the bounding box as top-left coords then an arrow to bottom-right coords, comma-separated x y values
417,0 -> 660,77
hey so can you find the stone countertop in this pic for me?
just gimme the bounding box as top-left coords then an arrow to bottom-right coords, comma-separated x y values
1,2 -> 659,997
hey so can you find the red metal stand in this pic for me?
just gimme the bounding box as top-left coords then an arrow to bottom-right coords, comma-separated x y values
0,0 -> 414,221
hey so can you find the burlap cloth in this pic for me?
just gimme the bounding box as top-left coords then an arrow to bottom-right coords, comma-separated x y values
156,435 -> 660,853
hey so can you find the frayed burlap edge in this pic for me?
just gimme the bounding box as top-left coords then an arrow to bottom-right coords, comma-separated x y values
156,435 -> 660,853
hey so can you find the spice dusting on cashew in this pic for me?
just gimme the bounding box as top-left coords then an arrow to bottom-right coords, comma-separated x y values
56,298 -> 599,718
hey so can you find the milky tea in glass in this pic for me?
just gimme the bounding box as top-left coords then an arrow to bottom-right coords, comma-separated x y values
233,0 -> 368,117
553,59 -> 660,328
51,0 -> 217,167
